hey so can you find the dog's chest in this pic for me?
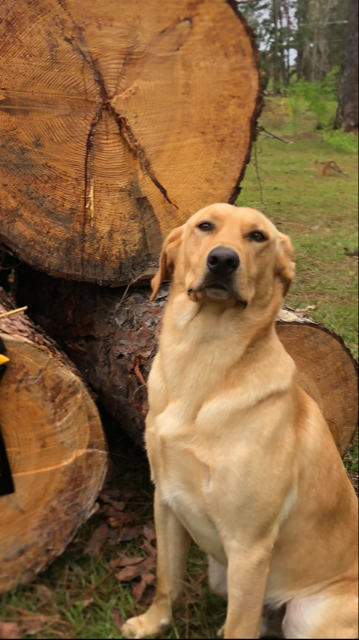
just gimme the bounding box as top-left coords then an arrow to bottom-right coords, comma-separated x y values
146,423 -> 226,563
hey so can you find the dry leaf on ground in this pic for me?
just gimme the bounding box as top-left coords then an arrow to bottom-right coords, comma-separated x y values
132,573 -> 155,601
120,527 -> 143,541
111,610 -> 123,633
107,513 -> 127,528
84,523 -> 109,555
35,584 -> 53,603
0,622 -> 21,640
144,523 -> 156,543
141,539 -> 156,557
110,556 -> 146,570
81,597 -> 95,609
121,486 -> 137,502
20,619 -> 45,636
115,557 -> 155,582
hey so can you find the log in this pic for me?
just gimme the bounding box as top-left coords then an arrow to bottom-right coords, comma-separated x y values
0,0 -> 261,285
16,271 -> 358,456
0,288 -> 107,593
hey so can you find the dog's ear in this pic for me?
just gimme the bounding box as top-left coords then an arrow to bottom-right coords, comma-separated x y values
276,233 -> 295,297
150,226 -> 184,302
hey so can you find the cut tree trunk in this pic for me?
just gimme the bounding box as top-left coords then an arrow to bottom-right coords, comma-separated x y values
16,272 -> 358,456
0,0 -> 261,285
337,0 -> 358,132
0,288 -> 107,593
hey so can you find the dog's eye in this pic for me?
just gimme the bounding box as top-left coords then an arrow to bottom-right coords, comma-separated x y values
249,231 -> 267,243
197,221 -> 214,232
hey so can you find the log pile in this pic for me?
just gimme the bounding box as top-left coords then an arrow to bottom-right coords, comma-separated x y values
15,272 -> 358,457
0,0 -> 357,595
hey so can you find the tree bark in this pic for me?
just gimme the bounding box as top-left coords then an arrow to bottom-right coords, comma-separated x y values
0,0 -> 262,285
16,272 -> 358,457
273,0 -> 280,93
0,288 -> 107,593
337,0 -> 358,131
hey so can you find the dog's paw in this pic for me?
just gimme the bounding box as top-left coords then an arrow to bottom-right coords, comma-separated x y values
216,623 -> 225,637
121,614 -> 170,639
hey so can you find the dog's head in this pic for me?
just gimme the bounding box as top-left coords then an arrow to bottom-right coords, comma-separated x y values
150,204 -> 295,308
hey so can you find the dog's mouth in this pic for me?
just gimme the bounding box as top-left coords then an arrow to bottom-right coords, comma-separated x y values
187,275 -> 246,306
203,282 -> 229,293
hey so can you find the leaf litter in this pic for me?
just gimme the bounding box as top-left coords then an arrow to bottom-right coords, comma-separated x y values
0,471 -> 157,639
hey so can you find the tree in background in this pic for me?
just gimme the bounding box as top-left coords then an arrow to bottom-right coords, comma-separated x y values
238,0 -> 350,88
336,0 -> 358,131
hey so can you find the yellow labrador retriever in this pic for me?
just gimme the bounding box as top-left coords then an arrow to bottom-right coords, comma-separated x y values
122,204 -> 358,639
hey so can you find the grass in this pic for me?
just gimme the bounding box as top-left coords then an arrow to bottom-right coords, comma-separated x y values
0,98 -> 358,639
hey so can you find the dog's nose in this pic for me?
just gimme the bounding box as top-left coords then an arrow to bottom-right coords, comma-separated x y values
207,247 -> 240,276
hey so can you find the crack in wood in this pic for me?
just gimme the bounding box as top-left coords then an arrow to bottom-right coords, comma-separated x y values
63,26 -> 179,237
114,113 -> 178,209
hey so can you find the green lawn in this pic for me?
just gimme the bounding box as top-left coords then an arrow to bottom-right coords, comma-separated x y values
0,106 -> 358,639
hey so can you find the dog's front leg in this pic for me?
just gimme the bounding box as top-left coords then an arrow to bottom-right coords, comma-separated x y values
224,540 -> 273,639
122,489 -> 191,639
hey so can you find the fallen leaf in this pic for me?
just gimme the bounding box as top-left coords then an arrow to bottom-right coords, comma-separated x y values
144,523 -> 156,543
111,610 -> 123,633
120,527 -> 143,542
0,622 -> 21,639
120,556 -> 145,568
121,486 -> 136,502
107,489 -> 122,499
106,507 -> 127,520
20,619 -> 44,635
99,492 -> 113,504
115,557 -> 155,582
99,494 -> 125,511
81,597 -> 94,609
132,574 -> 155,601
36,584 -> 53,603
84,523 -> 109,555
141,539 -> 157,558
107,514 -> 126,527
108,528 -> 120,545
108,500 -> 125,511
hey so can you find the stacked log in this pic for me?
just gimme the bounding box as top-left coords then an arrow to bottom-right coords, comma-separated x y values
16,270 -> 358,457
0,289 -> 107,592
0,0 -> 262,285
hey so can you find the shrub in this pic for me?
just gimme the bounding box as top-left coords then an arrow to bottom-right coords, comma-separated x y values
285,68 -> 339,130
321,129 -> 358,153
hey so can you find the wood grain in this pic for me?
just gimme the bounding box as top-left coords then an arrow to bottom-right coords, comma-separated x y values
0,0 -> 261,284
